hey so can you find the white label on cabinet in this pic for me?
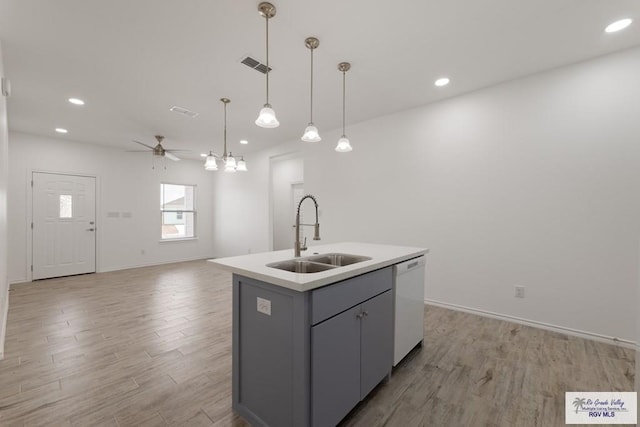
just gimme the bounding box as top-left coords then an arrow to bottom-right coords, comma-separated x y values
257,297 -> 271,316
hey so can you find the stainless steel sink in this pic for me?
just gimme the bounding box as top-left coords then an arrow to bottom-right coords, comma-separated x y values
266,253 -> 371,273
266,260 -> 337,273
307,253 -> 372,266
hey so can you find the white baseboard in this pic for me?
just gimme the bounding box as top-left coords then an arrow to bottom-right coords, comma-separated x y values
425,298 -> 637,350
0,287 -> 9,360
9,255 -> 215,287
98,255 -> 214,274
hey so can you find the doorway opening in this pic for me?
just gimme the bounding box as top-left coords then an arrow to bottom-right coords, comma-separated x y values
270,154 -> 303,251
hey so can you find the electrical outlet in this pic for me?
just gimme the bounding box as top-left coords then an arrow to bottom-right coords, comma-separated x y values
515,286 -> 525,298
257,297 -> 271,316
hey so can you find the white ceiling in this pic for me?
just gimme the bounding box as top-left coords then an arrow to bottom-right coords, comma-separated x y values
1,0 -> 639,159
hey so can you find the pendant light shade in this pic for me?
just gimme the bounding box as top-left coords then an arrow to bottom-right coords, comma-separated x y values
335,62 -> 352,152
335,136 -> 352,152
256,2 -> 279,128
301,124 -> 321,142
301,37 -> 321,142
204,151 -> 218,170
236,156 -> 248,172
255,105 -> 279,128
225,153 -> 237,172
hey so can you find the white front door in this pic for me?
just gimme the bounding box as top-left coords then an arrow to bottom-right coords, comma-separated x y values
32,172 -> 96,280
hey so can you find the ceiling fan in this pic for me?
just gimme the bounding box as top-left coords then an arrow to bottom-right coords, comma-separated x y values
131,135 -> 186,161
133,135 -> 188,162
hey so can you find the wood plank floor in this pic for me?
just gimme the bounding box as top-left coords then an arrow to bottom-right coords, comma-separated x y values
0,260 -> 634,426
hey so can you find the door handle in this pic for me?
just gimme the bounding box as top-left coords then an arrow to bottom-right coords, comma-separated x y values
86,228 -> 95,231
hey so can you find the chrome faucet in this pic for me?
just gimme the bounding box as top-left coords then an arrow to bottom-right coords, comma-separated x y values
295,194 -> 320,257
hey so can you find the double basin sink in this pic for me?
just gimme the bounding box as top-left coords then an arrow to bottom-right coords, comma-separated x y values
267,253 -> 372,274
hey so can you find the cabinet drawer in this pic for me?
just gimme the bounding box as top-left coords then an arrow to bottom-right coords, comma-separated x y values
311,267 -> 392,325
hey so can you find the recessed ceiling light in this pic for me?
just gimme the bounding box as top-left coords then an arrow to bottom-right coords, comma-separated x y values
200,153 -> 207,157
55,128 -> 68,133
605,18 -> 632,33
434,77 -> 450,87
68,98 -> 85,105
240,139 -> 249,145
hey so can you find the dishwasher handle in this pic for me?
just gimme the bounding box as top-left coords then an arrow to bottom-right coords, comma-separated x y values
395,256 -> 426,276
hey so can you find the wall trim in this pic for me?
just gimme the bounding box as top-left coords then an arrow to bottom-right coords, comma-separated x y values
98,255 -> 214,274
9,255 -> 214,287
426,298 -> 636,350
0,287 -> 9,360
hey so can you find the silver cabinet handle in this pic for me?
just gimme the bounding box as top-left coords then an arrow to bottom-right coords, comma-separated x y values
362,311 -> 369,317
86,228 -> 95,231
356,313 -> 364,319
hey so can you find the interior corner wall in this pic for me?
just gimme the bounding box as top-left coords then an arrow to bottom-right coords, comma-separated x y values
0,40 -> 9,358
211,141 -> 301,259
7,132 -> 215,284
636,237 -> 639,401
213,47 -> 640,342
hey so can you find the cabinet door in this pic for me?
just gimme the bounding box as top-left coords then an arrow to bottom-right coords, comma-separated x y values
311,305 -> 361,427
360,290 -> 393,398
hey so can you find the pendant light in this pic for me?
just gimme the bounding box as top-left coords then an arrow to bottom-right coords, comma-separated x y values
204,98 -> 247,172
255,2 -> 279,128
335,62 -> 353,152
204,151 -> 218,171
236,156 -> 248,171
301,37 -> 321,142
221,98 -> 235,172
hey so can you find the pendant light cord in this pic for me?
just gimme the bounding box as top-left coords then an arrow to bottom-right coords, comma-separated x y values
342,70 -> 346,136
310,47 -> 314,123
223,101 -> 228,158
265,16 -> 270,105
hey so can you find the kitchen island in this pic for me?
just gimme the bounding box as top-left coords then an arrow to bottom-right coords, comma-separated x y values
210,242 -> 427,427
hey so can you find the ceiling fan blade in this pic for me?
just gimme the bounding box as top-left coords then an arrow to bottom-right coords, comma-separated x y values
165,152 -> 181,161
132,140 -> 155,150
126,150 -> 153,152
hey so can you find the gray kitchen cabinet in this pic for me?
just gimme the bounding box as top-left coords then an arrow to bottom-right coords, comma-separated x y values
311,290 -> 393,427
232,266 -> 393,427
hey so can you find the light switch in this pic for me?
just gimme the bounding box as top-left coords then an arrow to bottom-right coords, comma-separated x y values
257,297 -> 271,316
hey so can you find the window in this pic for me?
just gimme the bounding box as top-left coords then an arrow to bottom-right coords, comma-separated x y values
59,195 -> 73,218
160,183 -> 196,240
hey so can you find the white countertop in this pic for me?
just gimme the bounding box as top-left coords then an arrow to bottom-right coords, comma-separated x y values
208,242 -> 428,292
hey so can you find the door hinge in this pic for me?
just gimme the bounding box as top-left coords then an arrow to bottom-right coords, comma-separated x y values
30,265 -> 33,272
31,180 -> 33,188
1,77 -> 10,97
31,222 -> 33,230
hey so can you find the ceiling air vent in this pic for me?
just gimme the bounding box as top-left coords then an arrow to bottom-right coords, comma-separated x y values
241,56 -> 272,74
169,106 -> 199,118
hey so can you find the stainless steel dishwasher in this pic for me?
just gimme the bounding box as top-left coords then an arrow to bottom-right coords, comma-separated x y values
393,256 -> 426,366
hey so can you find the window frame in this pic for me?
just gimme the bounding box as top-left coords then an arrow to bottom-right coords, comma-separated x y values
160,182 -> 197,241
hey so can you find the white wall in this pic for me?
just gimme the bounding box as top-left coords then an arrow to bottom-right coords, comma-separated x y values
0,41 -> 10,358
213,47 -> 640,343
8,132 -> 215,284
211,141 -> 300,258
